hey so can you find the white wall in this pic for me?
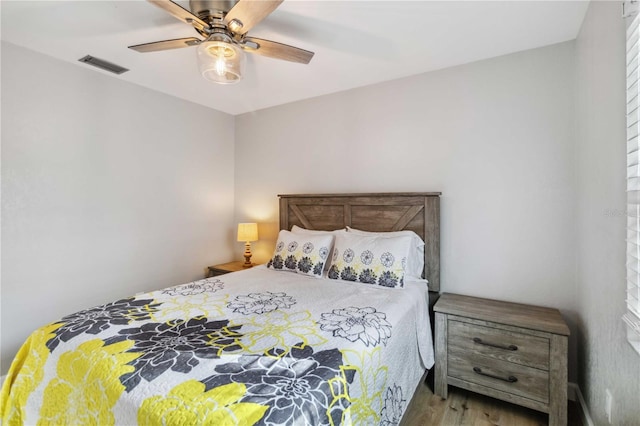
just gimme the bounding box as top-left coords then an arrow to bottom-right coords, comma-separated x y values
575,3 -> 640,424
235,41 -> 578,375
0,42 -> 236,373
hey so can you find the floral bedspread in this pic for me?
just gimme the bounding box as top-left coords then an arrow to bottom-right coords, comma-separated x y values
1,266 -> 433,426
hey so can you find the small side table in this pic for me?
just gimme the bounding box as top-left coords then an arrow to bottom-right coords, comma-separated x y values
434,293 -> 569,426
206,261 -> 252,278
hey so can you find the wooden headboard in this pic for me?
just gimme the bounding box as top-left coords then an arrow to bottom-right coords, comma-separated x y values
279,192 -> 441,293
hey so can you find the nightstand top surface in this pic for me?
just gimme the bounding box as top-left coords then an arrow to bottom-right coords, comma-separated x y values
208,261 -> 251,273
434,293 -> 569,336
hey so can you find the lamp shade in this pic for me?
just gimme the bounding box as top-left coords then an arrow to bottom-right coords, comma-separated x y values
196,34 -> 244,84
237,223 -> 258,242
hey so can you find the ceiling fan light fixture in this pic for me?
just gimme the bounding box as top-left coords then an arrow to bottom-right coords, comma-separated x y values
132,0 -> 314,82
196,35 -> 244,84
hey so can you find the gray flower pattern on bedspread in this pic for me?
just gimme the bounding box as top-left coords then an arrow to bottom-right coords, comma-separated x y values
227,291 -> 296,315
103,317 -> 243,391
201,345 -> 355,426
162,277 -> 224,296
46,297 -> 160,352
318,306 -> 392,347
380,384 -> 405,426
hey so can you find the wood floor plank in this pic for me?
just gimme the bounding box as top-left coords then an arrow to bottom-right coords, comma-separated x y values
402,382 -> 582,426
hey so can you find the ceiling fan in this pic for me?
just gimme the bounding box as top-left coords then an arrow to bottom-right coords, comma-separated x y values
129,0 -> 314,84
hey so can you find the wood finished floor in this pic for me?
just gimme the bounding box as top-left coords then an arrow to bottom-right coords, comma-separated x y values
402,382 -> 583,426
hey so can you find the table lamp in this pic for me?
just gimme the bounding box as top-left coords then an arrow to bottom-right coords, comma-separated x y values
237,223 -> 258,267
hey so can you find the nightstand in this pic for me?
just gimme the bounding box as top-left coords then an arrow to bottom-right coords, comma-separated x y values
206,261 -> 252,277
434,293 -> 569,426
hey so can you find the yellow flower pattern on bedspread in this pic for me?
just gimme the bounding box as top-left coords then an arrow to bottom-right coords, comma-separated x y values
232,310 -> 327,357
38,339 -> 139,426
150,293 -> 230,324
340,348 -> 388,425
138,381 -> 267,425
0,323 -> 62,426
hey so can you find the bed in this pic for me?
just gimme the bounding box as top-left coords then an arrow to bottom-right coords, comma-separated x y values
1,192 -> 440,425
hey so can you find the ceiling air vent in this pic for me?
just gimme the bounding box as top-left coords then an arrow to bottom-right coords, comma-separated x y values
78,55 -> 129,75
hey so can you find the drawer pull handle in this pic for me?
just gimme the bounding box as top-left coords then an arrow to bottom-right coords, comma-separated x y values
473,367 -> 518,383
473,337 -> 518,351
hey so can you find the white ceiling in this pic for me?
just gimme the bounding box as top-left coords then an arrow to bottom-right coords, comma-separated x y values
1,0 -> 589,115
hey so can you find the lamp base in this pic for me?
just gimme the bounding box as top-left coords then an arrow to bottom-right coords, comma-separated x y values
243,242 -> 253,267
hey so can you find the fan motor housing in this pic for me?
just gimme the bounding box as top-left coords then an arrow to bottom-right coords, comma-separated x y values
190,0 -> 238,17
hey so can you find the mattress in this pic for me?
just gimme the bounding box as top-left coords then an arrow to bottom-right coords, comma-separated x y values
1,265 -> 434,425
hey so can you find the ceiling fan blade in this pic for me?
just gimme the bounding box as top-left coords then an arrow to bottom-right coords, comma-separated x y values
129,37 -> 202,53
224,0 -> 283,35
147,0 -> 208,33
242,37 -> 314,64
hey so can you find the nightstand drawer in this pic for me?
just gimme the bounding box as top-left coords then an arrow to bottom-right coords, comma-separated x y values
448,348 -> 549,403
448,320 -> 550,370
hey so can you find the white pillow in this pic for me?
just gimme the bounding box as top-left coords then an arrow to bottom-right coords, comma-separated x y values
267,230 -> 334,278
291,226 -> 346,272
346,227 -> 425,280
327,232 -> 413,289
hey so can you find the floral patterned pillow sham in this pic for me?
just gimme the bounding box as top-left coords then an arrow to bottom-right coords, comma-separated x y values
266,230 -> 334,278
346,227 -> 425,280
291,225 -> 346,272
327,232 -> 412,289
